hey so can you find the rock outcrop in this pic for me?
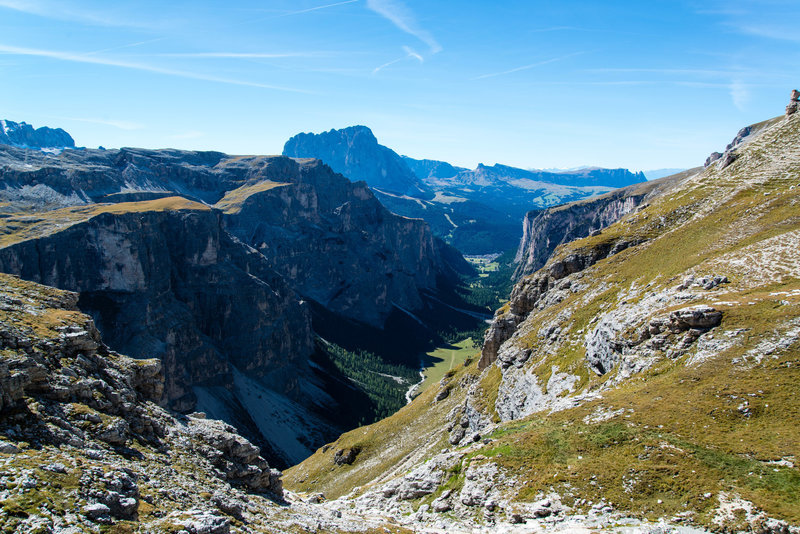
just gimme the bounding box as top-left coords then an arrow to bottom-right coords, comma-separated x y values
513,169 -> 694,280
0,119 -> 75,150
786,89 -> 799,116
0,273 -> 337,533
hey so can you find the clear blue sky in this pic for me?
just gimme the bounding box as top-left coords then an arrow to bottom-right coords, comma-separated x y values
0,0 -> 796,171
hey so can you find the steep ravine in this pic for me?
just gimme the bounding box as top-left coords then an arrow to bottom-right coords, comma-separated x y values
0,147 -> 472,466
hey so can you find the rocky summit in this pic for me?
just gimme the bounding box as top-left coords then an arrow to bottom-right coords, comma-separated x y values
0,119 -> 75,150
283,125 -> 430,198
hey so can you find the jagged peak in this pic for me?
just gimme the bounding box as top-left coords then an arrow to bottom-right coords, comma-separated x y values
0,118 -> 75,150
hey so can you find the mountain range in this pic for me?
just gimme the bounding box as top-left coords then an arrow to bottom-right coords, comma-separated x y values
1,93 -> 799,533
284,125 -> 645,254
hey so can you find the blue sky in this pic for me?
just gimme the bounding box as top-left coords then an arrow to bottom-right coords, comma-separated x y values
0,0 -> 797,171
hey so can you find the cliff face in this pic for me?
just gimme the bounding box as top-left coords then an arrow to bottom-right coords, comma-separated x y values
218,158 -> 441,327
0,144 -> 461,465
513,169 -> 696,280
0,205 -> 313,409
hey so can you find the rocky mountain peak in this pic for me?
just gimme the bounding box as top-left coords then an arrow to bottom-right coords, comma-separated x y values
0,119 -> 75,150
283,125 -> 430,198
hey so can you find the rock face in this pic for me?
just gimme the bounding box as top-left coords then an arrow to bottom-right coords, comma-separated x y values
283,126 -> 646,254
283,126 -> 429,198
704,117 -> 780,170
0,206 -> 313,412
786,89 -> 799,116
480,235 -> 645,369
0,119 -> 75,150
0,274 -> 317,533
513,169 -> 694,280
0,142 -> 463,465
219,158 -> 443,327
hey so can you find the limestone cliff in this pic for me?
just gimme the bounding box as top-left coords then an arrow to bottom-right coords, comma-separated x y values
283,126 -> 429,198
513,169 -> 697,280
0,144 -> 464,465
216,157 -> 443,327
283,126 -> 646,254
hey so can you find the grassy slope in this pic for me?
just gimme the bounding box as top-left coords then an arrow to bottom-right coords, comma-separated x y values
214,181 -> 289,213
476,113 -> 800,524
287,113 -> 800,528
0,196 -> 210,247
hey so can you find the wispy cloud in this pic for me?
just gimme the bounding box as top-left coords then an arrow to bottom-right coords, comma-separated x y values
0,43 -> 312,93
528,26 -> 581,33
277,0 -> 358,17
402,45 -> 423,63
156,51 -> 333,59
472,52 -> 584,80
372,45 -> 424,74
366,0 -> 441,53
586,67 -> 746,77
696,0 -> 800,42
239,0 -> 358,25
85,38 -> 169,56
0,0 -> 158,29
729,79 -> 749,110
736,24 -> 800,42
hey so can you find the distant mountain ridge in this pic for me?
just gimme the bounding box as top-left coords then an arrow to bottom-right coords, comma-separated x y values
283,125 -> 645,254
0,119 -> 75,150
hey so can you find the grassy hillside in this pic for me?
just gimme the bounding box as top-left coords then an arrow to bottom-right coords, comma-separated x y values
286,112 -> 800,531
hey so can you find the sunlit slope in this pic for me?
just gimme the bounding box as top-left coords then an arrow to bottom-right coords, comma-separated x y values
287,112 -> 800,529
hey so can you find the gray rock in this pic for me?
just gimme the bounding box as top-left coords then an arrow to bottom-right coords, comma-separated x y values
333,446 -> 360,466
448,426 -> 466,445
83,503 -> 111,521
787,89 -> 800,116
212,493 -> 244,518
42,462 -> 67,474
0,440 -> 20,453
174,510 -> 230,534
431,490 -> 452,512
